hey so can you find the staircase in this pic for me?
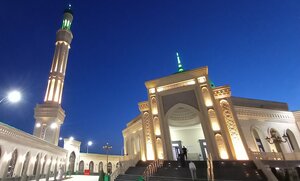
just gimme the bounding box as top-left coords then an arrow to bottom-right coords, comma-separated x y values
115,160 -> 267,181
115,160 -> 152,181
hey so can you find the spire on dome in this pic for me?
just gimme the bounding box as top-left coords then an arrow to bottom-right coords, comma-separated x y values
61,4 -> 73,30
176,52 -> 184,72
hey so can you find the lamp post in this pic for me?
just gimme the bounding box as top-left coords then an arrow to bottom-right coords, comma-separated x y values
87,141 -> 93,153
103,142 -> 112,174
0,90 -> 21,104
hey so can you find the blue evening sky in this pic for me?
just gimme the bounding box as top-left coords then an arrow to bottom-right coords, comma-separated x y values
0,0 -> 299,154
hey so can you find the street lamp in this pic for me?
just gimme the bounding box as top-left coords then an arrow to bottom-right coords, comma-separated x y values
103,142 -> 112,174
87,141 -> 93,153
0,90 -> 22,104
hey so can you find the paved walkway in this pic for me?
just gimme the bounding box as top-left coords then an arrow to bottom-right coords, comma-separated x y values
33,175 -> 99,181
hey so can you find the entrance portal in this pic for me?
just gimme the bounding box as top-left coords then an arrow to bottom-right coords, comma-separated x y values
167,103 -> 206,161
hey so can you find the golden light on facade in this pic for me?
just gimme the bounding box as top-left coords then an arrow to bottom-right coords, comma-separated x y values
146,143 -> 155,160
197,76 -> 206,83
202,87 -> 213,107
208,109 -> 221,131
149,88 -> 156,94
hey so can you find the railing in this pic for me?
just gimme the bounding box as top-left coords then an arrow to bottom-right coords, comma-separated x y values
110,153 -> 140,181
143,160 -> 164,181
250,151 -> 284,160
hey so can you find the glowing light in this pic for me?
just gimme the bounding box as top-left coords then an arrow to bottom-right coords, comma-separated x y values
59,137 -> 63,141
146,143 -> 155,160
151,97 -> 158,115
50,122 -> 58,129
157,87 -> 164,92
149,88 -> 156,94
186,80 -> 196,85
197,76 -> 206,83
88,141 -> 93,146
208,109 -> 221,131
7,90 -> 21,103
69,136 -> 74,141
36,122 -> 41,128
202,87 -> 213,107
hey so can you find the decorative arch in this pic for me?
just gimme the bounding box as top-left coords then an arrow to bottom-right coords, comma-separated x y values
107,162 -> 112,174
285,129 -> 300,152
41,155 -> 47,175
68,151 -> 76,174
251,127 -> 266,152
21,152 -> 31,178
33,153 -> 40,175
78,160 -> 84,173
98,161 -> 103,172
89,161 -> 94,173
166,103 -> 201,127
6,149 -> 18,178
268,128 -> 283,153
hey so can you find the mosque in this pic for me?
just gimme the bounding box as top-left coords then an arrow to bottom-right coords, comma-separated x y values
0,5 -> 300,181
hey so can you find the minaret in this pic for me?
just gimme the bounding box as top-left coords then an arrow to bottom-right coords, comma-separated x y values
33,5 -> 74,145
176,52 -> 184,72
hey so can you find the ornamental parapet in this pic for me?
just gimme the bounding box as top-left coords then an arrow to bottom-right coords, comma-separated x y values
234,106 -> 294,122
213,86 -> 231,99
0,122 -> 67,155
139,101 -> 149,112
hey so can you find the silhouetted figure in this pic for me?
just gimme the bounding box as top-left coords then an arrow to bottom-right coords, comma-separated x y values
182,146 -> 187,160
179,153 -> 186,167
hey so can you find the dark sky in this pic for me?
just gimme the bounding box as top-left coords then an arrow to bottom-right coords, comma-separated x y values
0,0 -> 300,155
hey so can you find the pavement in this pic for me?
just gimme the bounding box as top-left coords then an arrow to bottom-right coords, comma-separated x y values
32,175 -> 100,181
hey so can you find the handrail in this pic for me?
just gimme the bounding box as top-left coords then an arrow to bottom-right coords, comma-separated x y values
143,159 -> 163,181
111,153 -> 140,181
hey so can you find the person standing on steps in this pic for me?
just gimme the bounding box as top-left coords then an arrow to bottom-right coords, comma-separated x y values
189,161 -> 197,181
182,146 -> 188,160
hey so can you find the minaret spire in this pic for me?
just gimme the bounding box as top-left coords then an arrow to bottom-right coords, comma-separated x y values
33,5 -> 74,145
176,52 -> 184,72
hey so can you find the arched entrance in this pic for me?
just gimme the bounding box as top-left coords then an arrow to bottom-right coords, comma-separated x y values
285,129 -> 300,152
21,152 -> 30,180
269,128 -> 283,152
89,161 -> 94,173
107,162 -> 112,174
6,149 -> 18,177
98,162 -> 103,172
252,128 -> 265,152
68,152 -> 76,174
166,103 -> 206,160
78,161 -> 84,173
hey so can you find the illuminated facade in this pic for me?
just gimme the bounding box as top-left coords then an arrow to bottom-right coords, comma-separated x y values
33,6 -> 74,145
123,66 -> 300,162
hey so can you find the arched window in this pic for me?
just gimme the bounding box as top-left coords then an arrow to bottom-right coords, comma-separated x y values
98,162 -> 103,172
286,129 -> 300,152
68,152 -> 76,174
89,161 -> 94,173
7,149 -> 18,177
107,162 -> 112,174
252,128 -> 265,152
21,152 -> 30,177
78,160 -> 84,173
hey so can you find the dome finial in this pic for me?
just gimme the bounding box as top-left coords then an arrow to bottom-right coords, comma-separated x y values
176,52 -> 184,73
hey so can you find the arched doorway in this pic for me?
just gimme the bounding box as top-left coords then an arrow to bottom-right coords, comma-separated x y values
78,161 -> 84,173
6,149 -> 18,177
98,162 -> 103,172
252,128 -> 265,152
89,161 -> 94,173
68,152 -> 76,174
107,162 -> 112,174
21,152 -> 30,179
166,103 -> 206,160
285,129 -> 300,152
